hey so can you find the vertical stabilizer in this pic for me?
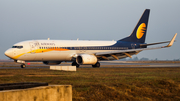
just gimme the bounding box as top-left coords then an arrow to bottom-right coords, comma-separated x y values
120,9 -> 150,43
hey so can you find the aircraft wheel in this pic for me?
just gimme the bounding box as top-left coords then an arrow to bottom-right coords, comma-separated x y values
92,62 -> 100,68
72,61 -> 80,68
21,64 -> 26,68
76,64 -> 80,68
72,61 -> 77,66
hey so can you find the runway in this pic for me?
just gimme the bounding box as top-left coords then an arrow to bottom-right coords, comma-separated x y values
0,61 -> 180,69
100,61 -> 180,68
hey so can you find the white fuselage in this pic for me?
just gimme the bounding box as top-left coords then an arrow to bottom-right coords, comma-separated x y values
5,40 -> 120,61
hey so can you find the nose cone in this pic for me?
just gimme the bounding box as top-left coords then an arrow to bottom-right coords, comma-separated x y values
4,49 -> 13,59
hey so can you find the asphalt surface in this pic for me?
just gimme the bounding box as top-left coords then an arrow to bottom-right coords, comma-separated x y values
100,61 -> 180,67
0,61 -> 180,69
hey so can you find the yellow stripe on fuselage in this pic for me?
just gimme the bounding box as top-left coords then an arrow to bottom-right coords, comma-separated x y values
35,48 -> 70,53
12,53 -> 26,60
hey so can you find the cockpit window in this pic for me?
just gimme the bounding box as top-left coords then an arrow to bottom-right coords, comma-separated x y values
12,46 -> 23,49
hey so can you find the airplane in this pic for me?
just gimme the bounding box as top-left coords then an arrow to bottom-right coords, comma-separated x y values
4,9 -> 177,68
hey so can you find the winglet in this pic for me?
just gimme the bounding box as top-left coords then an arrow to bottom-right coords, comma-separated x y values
166,33 -> 177,47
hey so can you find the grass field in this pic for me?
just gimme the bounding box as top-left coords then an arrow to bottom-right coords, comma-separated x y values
0,67 -> 180,101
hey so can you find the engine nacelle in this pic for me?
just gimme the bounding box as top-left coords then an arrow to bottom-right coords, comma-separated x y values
76,54 -> 97,65
43,61 -> 61,65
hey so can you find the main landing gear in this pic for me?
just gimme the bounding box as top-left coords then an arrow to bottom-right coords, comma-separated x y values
71,61 -> 100,68
21,64 -> 26,68
72,61 -> 80,68
92,62 -> 100,68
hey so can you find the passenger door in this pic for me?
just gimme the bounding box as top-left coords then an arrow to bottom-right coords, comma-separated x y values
29,42 -> 36,53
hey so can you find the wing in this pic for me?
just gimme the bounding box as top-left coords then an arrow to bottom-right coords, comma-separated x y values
95,33 -> 177,60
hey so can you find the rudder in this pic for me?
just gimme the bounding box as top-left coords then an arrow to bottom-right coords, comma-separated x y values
120,9 -> 150,43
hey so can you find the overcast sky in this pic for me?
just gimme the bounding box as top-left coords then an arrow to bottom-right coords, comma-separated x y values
0,0 -> 180,60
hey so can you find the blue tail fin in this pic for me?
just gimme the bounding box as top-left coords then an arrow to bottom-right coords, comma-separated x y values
119,9 -> 150,43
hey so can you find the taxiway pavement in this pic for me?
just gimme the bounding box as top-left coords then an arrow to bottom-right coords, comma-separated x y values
0,61 -> 180,69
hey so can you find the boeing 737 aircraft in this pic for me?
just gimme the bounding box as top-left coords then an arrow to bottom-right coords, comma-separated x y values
4,9 -> 177,68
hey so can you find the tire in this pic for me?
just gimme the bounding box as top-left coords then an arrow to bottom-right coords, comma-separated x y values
76,64 -> 80,68
92,62 -> 100,68
21,64 -> 26,68
72,61 -> 80,68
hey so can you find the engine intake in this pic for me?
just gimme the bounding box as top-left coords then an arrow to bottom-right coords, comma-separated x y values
76,54 -> 97,65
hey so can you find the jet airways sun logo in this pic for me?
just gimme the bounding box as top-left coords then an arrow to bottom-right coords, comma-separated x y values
136,23 -> 146,39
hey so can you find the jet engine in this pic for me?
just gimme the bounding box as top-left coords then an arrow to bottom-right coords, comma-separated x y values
76,54 -> 97,65
43,61 -> 61,65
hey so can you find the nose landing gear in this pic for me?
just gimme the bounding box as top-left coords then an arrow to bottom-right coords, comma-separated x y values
14,60 -> 26,68
21,64 -> 26,68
